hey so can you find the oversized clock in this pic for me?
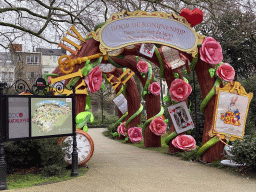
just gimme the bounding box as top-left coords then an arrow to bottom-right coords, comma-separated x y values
60,129 -> 94,166
98,63 -> 116,73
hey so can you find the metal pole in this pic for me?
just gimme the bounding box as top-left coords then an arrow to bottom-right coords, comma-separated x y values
70,86 -> 79,177
193,71 -> 198,141
0,82 -> 7,190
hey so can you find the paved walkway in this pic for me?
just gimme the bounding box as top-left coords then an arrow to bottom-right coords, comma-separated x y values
6,128 -> 256,192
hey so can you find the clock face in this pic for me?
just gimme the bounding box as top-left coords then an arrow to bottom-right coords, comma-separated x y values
98,63 -> 115,73
61,130 -> 94,165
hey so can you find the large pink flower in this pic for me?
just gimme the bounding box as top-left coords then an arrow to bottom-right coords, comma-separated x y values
85,66 -> 102,93
216,63 -> 235,82
149,82 -> 161,96
149,117 -> 167,136
169,79 -> 192,102
117,122 -> 126,136
128,127 -> 143,143
200,37 -> 223,64
137,60 -> 149,73
172,135 -> 196,151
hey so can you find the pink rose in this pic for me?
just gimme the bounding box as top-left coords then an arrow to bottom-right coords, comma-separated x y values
172,135 -> 196,151
149,117 -> 167,136
200,37 -> 223,64
117,122 -> 126,136
85,66 -> 102,93
148,82 -> 161,96
169,79 -> 192,102
137,60 -> 149,73
128,127 -> 143,143
216,63 -> 235,82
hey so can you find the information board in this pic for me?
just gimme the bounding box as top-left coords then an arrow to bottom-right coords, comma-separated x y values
6,95 -> 75,141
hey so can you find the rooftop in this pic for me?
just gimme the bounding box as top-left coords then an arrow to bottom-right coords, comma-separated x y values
36,48 -> 66,56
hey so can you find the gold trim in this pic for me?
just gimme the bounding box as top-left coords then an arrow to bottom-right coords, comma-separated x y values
212,81 -> 253,141
97,10 -> 199,56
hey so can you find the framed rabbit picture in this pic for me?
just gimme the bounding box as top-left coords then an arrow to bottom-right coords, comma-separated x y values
211,81 -> 253,141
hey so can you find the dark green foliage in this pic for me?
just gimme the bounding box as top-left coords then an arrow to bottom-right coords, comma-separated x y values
4,138 -> 70,177
184,71 -> 205,143
40,164 -> 65,177
180,148 -> 200,161
239,77 -> 256,135
107,123 -> 117,134
88,113 -> 118,128
4,140 -> 41,174
230,134 -> 256,171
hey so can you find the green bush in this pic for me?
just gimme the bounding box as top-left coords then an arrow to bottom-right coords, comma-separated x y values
230,134 -> 256,171
107,123 -> 118,134
4,137 -> 70,176
4,140 -> 41,174
88,112 -> 119,127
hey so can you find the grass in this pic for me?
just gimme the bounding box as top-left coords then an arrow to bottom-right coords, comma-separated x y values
102,130 -> 256,180
6,165 -> 89,189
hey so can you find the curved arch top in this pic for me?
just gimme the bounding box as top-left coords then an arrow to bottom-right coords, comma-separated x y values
97,10 -> 201,56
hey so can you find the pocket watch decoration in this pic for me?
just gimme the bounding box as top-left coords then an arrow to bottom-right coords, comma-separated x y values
98,63 -> 116,73
60,129 -> 94,166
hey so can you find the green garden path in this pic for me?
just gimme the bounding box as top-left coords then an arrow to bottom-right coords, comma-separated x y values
6,128 -> 256,192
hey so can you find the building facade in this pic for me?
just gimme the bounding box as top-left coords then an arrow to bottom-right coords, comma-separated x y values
0,52 -> 15,86
36,48 -> 66,77
12,51 -> 42,88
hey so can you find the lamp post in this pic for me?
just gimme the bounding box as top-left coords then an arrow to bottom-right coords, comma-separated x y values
70,86 -> 79,177
0,82 -> 7,190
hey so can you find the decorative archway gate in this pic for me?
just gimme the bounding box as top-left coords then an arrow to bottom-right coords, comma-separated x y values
48,9 -> 252,163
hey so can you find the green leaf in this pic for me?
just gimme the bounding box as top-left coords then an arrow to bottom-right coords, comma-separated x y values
85,95 -> 91,111
66,76 -> 80,89
101,82 -> 106,91
108,56 -> 126,68
81,60 -> 92,76
76,111 -> 94,124
83,125 -> 88,132
216,62 -> 223,69
164,119 -> 169,123
44,73 -> 58,85
183,77 -> 189,83
143,90 -> 148,95
209,68 -> 216,78
94,22 -> 106,31
125,138 -> 129,142
115,55 -> 126,59
171,99 -> 178,105
90,57 -> 103,68
77,114 -> 91,128
183,69 -> 187,74
174,73 -> 179,79
163,95 -> 171,102
112,132 -> 118,137
103,74 -> 111,84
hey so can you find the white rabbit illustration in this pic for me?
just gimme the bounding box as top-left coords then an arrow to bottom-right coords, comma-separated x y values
228,97 -> 238,113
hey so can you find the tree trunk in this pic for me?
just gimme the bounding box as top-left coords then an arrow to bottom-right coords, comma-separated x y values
183,53 -> 225,163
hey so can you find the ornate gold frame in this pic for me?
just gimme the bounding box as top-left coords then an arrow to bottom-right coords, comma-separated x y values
89,10 -> 204,57
210,81 -> 253,141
